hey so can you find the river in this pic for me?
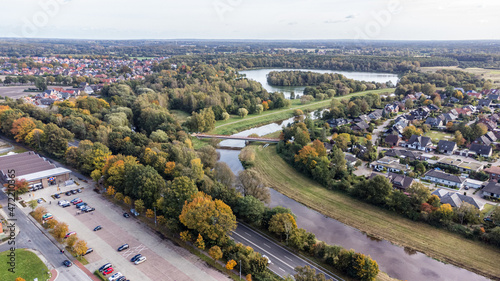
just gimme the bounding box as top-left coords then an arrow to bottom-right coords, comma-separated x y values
239,68 -> 399,99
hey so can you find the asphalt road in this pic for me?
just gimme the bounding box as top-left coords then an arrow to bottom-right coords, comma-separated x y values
231,223 -> 341,281
0,191 -> 91,281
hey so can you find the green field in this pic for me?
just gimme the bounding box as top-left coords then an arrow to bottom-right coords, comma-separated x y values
421,66 -> 500,86
250,145 -> 500,280
0,249 -> 51,281
425,130 -> 454,143
212,89 -> 394,135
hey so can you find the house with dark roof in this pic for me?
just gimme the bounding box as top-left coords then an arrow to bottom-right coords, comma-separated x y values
351,121 -> 370,132
478,99 -> 492,107
327,118 -> 348,128
427,104 -> 440,111
473,132 -> 497,146
387,172 -> 414,191
479,119 -> 497,131
404,135 -> 433,152
384,149 -> 423,161
437,140 -> 457,155
385,135 -> 401,146
423,170 -> 465,188
344,153 -> 358,167
354,115 -> 371,123
469,144 -> 492,158
425,117 -> 443,127
408,107 -> 430,121
368,109 -> 383,120
432,189 -> 482,209
483,181 -> 500,199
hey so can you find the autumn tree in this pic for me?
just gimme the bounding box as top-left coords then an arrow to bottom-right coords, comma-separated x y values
53,222 -> 69,240
114,192 -> 124,202
294,266 -> 328,281
269,213 -> 297,243
226,259 -> 237,270
74,240 -> 88,257
146,209 -> 154,218
134,199 -> 145,214
46,219 -> 58,229
214,162 -> 235,187
11,117 -> 36,143
15,277 -> 26,281
124,196 -> 132,205
32,206 -> 47,221
107,186 -> 116,196
354,253 -> 379,281
195,233 -> 205,250
190,158 -> 205,181
208,245 -> 223,262
179,192 -> 237,243
164,161 -> 176,175
402,125 -> 423,140
433,203 -> 454,223
237,169 -> 270,204
25,128 -> 44,149
311,139 -> 327,157
454,131 -> 466,146
66,235 -> 78,248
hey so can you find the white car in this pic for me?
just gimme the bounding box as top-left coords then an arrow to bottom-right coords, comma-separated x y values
262,255 -> 271,264
108,272 -> 123,281
58,200 -> 69,206
134,256 -> 147,265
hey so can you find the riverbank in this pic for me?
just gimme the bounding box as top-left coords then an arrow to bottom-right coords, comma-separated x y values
250,145 -> 500,281
211,88 -> 394,135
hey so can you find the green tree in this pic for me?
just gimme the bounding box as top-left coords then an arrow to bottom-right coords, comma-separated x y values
454,202 -> 480,225
352,176 -> 392,205
294,266 -> 328,281
269,213 -> 297,243
407,182 -> 431,205
238,108 -> 249,118
134,199 -> 145,214
28,200 -> 38,211
234,195 -> 266,226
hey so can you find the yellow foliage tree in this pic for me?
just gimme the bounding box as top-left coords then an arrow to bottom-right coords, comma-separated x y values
268,213 -> 298,243
15,277 -> 26,281
146,209 -> 154,218
294,146 -> 318,165
195,233 -> 205,250
66,235 -> 78,248
246,274 -> 252,281
53,222 -> 69,240
74,240 -> 88,257
124,196 -> 132,205
46,219 -> 58,229
190,158 -> 204,181
208,245 -> 223,261
165,161 -> 176,175
25,128 -> 44,149
107,186 -> 116,196
32,206 -> 47,221
180,231 -> 193,242
11,117 -> 36,143
311,139 -> 327,157
226,259 -> 237,270
114,192 -> 124,201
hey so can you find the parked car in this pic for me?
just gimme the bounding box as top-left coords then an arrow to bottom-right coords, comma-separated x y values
76,188 -> 82,193
103,267 -> 114,275
42,213 -> 52,219
63,260 -> 73,267
83,248 -> 93,256
94,225 -> 102,231
84,207 -> 95,213
108,272 -> 123,281
54,194 -> 61,199
70,198 -> 81,204
130,209 -> 139,216
123,213 -> 130,218
134,256 -> 146,265
117,244 -> 129,251
61,202 -> 70,208
37,199 -> 43,204
130,254 -> 142,262
76,202 -> 87,209
71,189 -> 78,194
98,263 -> 112,272
116,277 -> 127,281
65,191 -> 72,196
58,200 -> 68,206
64,232 -> 76,239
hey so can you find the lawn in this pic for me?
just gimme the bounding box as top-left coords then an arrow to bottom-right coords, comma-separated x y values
0,249 -> 51,281
425,130 -> 454,143
250,145 -> 500,280
212,89 -> 394,135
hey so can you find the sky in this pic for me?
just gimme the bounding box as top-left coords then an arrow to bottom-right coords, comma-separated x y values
0,0 -> 499,40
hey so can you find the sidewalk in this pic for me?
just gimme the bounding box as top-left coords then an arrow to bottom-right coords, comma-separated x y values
74,259 -> 101,281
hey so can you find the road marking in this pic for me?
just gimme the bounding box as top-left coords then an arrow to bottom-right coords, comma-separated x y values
279,267 -> 285,272
263,243 -> 271,248
285,256 -> 292,261
244,232 -> 251,236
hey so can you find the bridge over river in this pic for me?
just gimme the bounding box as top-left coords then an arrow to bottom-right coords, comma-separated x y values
192,133 -> 280,143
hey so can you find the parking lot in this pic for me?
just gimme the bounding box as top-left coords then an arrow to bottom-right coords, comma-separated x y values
21,178 -> 230,281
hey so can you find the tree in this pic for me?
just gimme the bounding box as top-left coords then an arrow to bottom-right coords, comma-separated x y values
246,274 -> 252,281
35,78 -> 47,91
294,127 -> 311,147
454,131 -> 466,146
311,139 -> 327,157
114,192 -> 124,201
407,182 -> 430,205
237,170 -> 270,204
294,266 -> 328,281
15,278 -> 26,281
29,200 -> 38,211
226,259 -> 237,270
434,203 -> 454,223
164,161 -> 176,175
66,235 -> 78,248
238,108 -> 249,118
354,254 -> 379,281
74,240 -> 88,257
180,231 -> 193,242
197,145 -> 218,169
255,104 -> 264,114
268,213 -> 297,243
402,125 -> 423,140
146,209 -> 154,218
208,245 -> 223,262
11,117 -> 36,143
25,128 -> 44,149
53,222 -> 69,240
179,192 -> 237,243
352,176 -> 392,205
134,199 -> 145,214
491,207 -> 500,224
46,219 -> 58,229
190,158 -> 205,181
107,186 -> 116,196
32,206 -> 47,221
195,233 -> 205,250
235,195 -> 266,225
214,162 -> 235,187
455,202 -> 480,225
124,196 -> 132,205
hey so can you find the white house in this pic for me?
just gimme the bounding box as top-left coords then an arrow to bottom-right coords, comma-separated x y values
423,170 -> 465,188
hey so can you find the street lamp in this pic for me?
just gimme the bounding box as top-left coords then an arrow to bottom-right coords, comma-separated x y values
239,259 -> 241,280
154,206 -> 157,227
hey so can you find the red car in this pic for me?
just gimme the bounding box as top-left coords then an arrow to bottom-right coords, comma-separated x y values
72,199 -> 83,205
103,267 -> 114,275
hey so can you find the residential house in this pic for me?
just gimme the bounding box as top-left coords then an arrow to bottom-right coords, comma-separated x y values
423,170 -> 465,188
464,179 -> 484,189
439,112 -> 458,124
483,181 -> 500,199
368,109 -> 383,120
385,135 -> 401,146
404,135 -> 433,152
478,119 -> 497,131
467,92 -> 482,99
354,115 -> 371,123
473,132 -> 497,146
437,140 -> 457,155
488,94 -> 500,101
345,154 -> 357,167
431,189 -> 482,209
427,104 -> 440,111
387,172 -> 414,191
483,166 -> 500,182
437,158 -> 484,173
351,121 -> 370,132
369,157 -> 411,173
455,108 -> 472,117
384,103 -> 400,114
425,117 -> 443,127
326,118 -> 348,128
469,144 -> 493,158
384,149 -> 423,161
478,99 -> 492,108
408,107 -> 430,121
463,105 -> 477,113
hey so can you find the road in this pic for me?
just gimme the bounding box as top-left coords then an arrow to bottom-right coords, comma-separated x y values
231,223 -> 341,280
0,191 -> 91,281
